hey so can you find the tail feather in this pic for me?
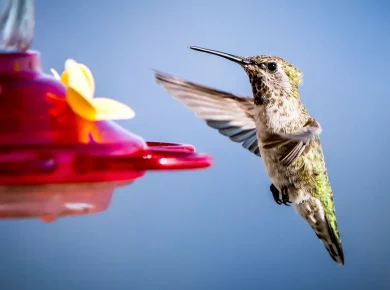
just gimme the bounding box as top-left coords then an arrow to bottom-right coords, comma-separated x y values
295,198 -> 344,265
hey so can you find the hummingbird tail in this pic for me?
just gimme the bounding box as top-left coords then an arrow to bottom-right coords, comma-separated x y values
295,198 -> 344,265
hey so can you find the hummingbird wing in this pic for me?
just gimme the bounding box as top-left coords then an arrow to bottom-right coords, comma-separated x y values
154,71 -> 260,156
262,118 -> 322,166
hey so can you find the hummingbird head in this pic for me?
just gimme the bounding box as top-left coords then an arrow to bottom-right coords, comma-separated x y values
190,46 -> 302,106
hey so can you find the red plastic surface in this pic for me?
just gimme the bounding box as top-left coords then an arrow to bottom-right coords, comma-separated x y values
0,51 -> 213,186
0,180 -> 134,221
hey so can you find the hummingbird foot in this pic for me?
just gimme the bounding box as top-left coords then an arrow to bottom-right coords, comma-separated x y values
281,185 -> 292,206
270,184 -> 291,206
270,184 -> 282,205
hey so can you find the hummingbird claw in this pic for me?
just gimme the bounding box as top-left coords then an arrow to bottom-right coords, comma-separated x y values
270,184 -> 282,205
269,184 -> 292,206
281,186 -> 292,205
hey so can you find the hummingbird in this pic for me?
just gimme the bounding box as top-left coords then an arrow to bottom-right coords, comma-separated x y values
154,46 -> 344,265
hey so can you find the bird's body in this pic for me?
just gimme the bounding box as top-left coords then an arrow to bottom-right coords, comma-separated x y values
154,47 -> 344,265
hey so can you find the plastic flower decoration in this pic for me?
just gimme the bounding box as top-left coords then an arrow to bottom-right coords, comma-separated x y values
51,59 -> 135,121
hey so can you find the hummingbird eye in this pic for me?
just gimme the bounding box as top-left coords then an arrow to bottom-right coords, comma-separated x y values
267,62 -> 277,72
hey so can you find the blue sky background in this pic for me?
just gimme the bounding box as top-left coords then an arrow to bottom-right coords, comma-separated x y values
0,0 -> 390,289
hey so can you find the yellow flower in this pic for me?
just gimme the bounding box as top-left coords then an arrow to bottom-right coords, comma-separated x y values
51,59 -> 135,121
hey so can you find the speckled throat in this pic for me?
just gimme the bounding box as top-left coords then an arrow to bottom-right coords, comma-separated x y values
249,73 -> 265,106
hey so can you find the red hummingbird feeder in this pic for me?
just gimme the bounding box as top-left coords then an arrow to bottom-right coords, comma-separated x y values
0,0 -> 212,221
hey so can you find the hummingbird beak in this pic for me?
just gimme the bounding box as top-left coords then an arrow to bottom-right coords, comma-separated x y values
189,46 -> 252,65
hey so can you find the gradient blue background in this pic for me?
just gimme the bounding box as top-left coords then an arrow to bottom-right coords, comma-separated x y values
1,0 -> 389,289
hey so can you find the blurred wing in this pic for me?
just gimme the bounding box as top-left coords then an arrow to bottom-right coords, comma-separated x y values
154,71 -> 260,157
